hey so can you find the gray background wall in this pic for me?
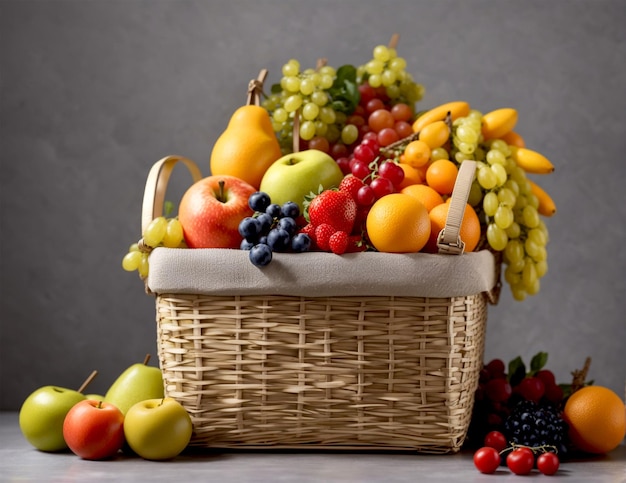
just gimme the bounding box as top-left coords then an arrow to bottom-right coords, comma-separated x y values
1,0 -> 624,410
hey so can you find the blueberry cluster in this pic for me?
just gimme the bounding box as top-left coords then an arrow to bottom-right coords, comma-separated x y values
239,192 -> 312,267
503,400 -> 570,459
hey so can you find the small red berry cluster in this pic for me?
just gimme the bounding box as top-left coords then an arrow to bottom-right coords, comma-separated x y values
474,430 -> 560,476
469,352 -> 565,444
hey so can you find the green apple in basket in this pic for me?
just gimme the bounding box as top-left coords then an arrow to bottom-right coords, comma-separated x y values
104,354 -> 164,415
259,149 -> 344,211
19,370 -> 98,452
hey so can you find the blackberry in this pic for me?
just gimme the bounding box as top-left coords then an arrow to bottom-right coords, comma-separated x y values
503,400 -> 569,459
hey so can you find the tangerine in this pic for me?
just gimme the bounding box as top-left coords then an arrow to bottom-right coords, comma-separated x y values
426,159 -> 459,195
400,184 -> 444,212
424,200 -> 481,253
563,386 -> 626,454
397,163 -> 423,189
366,193 -> 431,253
403,140 -> 431,168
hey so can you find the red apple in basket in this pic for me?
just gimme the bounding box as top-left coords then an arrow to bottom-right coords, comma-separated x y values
178,175 -> 256,248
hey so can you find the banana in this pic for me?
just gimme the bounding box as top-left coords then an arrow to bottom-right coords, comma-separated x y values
481,108 -> 518,139
412,101 -> 471,133
529,179 -> 556,216
511,147 -> 555,174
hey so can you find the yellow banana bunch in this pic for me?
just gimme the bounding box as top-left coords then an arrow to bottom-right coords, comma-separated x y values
481,108 -> 518,139
511,147 -> 555,174
412,100 -> 470,133
529,179 -> 557,217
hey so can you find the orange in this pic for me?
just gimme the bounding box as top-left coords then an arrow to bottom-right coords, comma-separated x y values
402,140 -> 431,168
397,163 -> 423,189
424,200 -> 481,253
563,386 -> 626,454
366,193 -> 431,253
425,159 -> 459,195
400,184 -> 444,212
501,130 -> 526,148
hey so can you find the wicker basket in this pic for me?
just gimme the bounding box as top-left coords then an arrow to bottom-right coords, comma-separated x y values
141,155 -> 500,454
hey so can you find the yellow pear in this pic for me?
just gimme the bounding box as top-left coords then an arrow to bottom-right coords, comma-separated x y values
210,105 -> 282,189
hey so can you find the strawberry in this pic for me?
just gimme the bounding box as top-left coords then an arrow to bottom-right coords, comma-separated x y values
308,189 -> 358,233
339,175 -> 365,203
345,234 -> 367,253
314,223 -> 336,251
329,230 -> 349,255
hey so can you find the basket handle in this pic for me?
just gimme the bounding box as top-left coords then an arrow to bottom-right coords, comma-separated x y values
437,160 -> 477,255
141,155 -> 203,234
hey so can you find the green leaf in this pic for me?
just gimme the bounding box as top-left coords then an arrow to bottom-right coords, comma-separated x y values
529,351 -> 548,374
327,64 -> 360,114
508,356 -> 527,386
270,83 -> 282,95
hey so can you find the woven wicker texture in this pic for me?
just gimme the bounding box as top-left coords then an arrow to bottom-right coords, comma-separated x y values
155,292 -> 488,453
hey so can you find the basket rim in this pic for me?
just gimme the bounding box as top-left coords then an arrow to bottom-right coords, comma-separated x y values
147,248 -> 498,299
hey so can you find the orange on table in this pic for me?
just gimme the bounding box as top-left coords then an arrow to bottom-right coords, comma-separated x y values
401,184 -> 444,212
396,163 -> 424,189
563,386 -> 626,454
425,159 -> 459,195
366,193 -> 431,253
403,140 -> 431,168
423,201 -> 481,253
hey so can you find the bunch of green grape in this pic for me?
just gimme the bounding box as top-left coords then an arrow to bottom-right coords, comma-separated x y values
262,59 -> 343,153
449,112 -> 549,301
122,216 -> 184,278
356,44 -> 425,107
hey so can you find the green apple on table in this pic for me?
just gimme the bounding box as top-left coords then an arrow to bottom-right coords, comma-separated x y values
124,397 -> 193,460
259,149 -> 344,211
104,354 -> 164,415
18,370 -> 98,452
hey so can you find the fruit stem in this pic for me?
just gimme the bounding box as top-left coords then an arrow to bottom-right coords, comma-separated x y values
217,180 -> 226,202
388,33 -> 400,49
77,370 -> 98,393
143,353 -> 151,365
246,69 -> 268,106
570,356 -> 591,394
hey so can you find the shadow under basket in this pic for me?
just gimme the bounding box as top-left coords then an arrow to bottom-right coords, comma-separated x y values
140,155 -> 500,453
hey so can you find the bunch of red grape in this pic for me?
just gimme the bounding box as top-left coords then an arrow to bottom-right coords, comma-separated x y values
467,352 -> 566,449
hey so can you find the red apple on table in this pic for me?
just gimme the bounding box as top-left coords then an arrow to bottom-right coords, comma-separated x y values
62,399 -> 125,460
178,175 -> 256,248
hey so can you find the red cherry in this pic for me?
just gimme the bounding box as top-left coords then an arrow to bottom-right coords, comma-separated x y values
356,185 -> 376,206
485,359 -> 506,379
485,378 -> 512,402
484,431 -> 508,452
369,177 -> 395,198
517,376 -> 545,403
378,161 -> 405,187
351,160 -> 371,181
353,144 -> 376,164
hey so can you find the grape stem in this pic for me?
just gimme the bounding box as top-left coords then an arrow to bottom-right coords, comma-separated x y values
500,443 -> 559,455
